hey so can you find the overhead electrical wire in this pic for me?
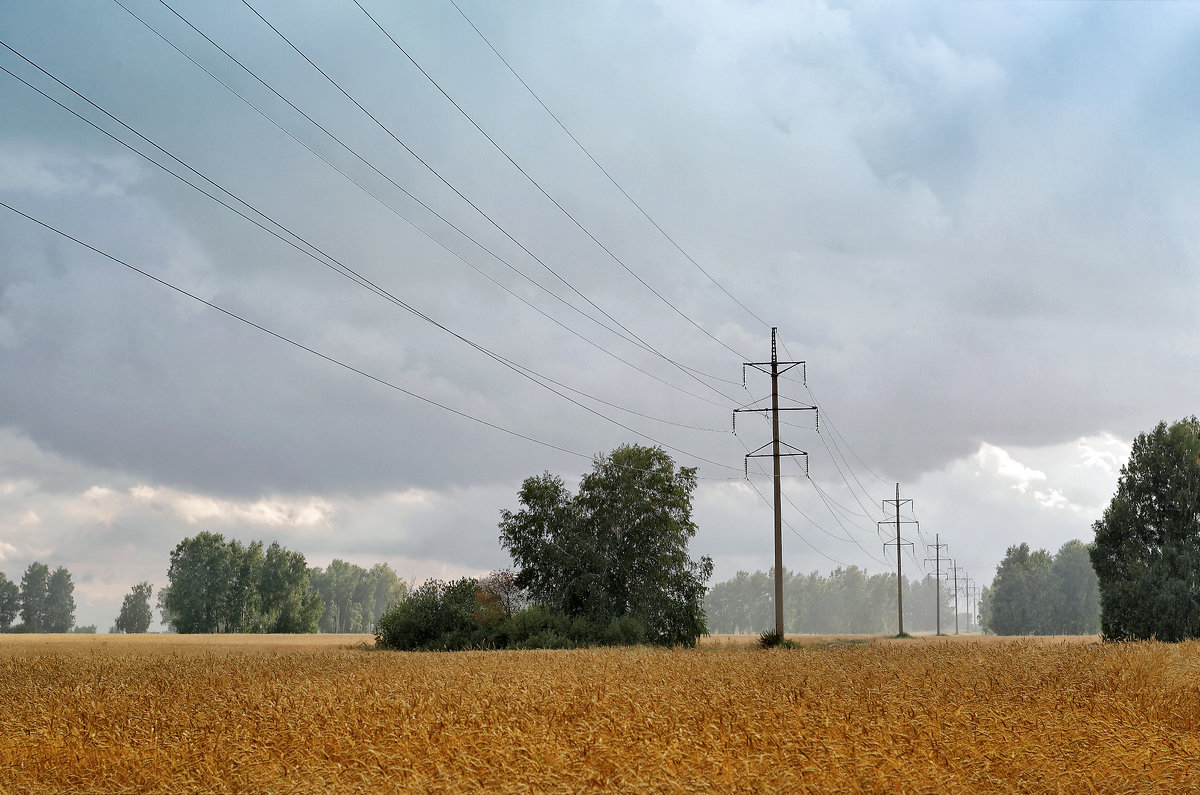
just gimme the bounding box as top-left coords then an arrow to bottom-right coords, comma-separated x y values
5,5 -> 917,578
353,0 -> 749,364
742,478 -> 851,569
732,413 -> 887,568
445,0 -> 773,335
237,0 -> 744,401
118,0 -> 737,414
0,199 -> 594,463
0,198 -> 749,482
804,381 -> 892,488
435,8 -> 929,581
0,48 -> 740,469
813,429 -> 887,524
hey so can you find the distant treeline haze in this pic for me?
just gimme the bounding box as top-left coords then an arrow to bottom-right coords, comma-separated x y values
706,538 -> 1100,636
704,566 -> 969,635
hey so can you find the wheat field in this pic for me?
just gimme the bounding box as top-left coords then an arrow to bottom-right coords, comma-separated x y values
1,633 -> 1197,793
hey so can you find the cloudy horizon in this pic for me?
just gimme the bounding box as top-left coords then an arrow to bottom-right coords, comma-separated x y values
2,1 -> 1196,631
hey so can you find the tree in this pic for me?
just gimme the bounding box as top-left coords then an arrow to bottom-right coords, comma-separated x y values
980,540 -> 1101,636
260,542 -> 323,633
500,444 -> 713,646
985,544 -> 1055,635
161,533 -> 320,633
112,582 -> 154,634
1052,540 -> 1101,635
1091,417 -> 1200,641
161,532 -> 233,633
19,562 -> 50,632
0,573 -> 18,630
311,559 -> 370,633
44,567 -> 76,633
365,563 -> 407,627
223,539 -> 264,633
374,578 -> 479,651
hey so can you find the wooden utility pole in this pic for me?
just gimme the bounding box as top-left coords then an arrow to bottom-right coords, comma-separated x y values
926,534 -> 947,636
880,484 -> 915,636
734,328 -> 815,637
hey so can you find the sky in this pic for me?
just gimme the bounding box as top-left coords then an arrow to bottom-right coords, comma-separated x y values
1,0 -> 1197,632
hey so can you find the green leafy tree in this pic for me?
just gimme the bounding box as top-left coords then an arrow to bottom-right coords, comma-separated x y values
19,562 -> 50,632
366,563 -> 407,626
113,582 -> 154,633
161,532 -> 233,633
162,533 -> 319,633
311,559 -> 366,632
1053,540 -> 1101,635
223,539 -> 264,633
1091,417 -> 1200,641
500,444 -> 713,646
978,585 -> 992,632
44,567 -> 76,633
705,570 -> 764,634
306,560 -> 404,633
0,573 -> 19,630
260,543 -> 323,633
985,544 -> 1055,635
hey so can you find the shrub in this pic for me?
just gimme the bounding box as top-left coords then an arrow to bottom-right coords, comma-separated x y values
758,630 -> 798,649
375,575 -> 653,651
375,578 -> 479,651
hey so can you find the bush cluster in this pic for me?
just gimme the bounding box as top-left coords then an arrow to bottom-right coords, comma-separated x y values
374,577 -> 648,651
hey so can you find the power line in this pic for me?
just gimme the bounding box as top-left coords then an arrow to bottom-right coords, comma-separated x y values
0,199 -> 592,463
238,0 -> 743,401
445,0 -> 772,334
119,0 -> 737,413
803,482 -> 889,567
354,0 -> 749,363
805,382 -> 892,488
0,199 -> 750,479
743,478 -> 851,570
0,47 -> 733,456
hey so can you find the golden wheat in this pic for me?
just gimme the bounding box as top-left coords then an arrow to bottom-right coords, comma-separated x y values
0,634 -> 1197,793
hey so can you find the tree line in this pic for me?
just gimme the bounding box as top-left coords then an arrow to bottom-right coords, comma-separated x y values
0,562 -> 78,633
704,566 -> 971,635
979,540 -> 1100,635
18,443 -> 712,643
156,531 -> 406,634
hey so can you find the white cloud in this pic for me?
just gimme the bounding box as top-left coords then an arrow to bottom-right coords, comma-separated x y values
0,146 -> 140,198
976,442 -> 1047,494
890,32 -> 1006,97
1033,488 -> 1072,511
974,442 -> 1091,514
1077,433 -> 1130,475
128,484 -> 335,528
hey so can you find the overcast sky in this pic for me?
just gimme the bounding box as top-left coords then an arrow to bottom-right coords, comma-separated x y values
2,1 -> 1197,632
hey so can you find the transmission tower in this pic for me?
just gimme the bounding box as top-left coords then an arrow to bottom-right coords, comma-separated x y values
948,561 -> 963,635
880,484 -> 916,635
734,327 -> 816,637
925,534 -> 947,636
